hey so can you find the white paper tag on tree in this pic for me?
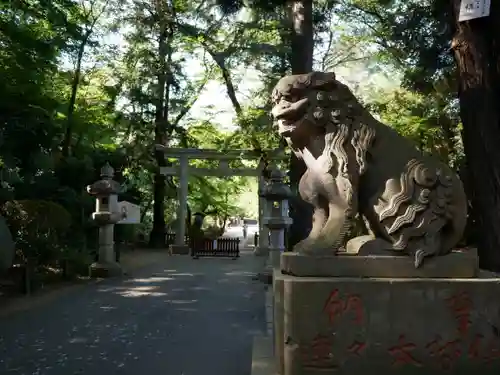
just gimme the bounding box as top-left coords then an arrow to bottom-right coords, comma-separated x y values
459,0 -> 491,22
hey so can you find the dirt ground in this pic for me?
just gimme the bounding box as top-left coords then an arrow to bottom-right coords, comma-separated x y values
0,250 -> 265,375
0,249 -> 171,318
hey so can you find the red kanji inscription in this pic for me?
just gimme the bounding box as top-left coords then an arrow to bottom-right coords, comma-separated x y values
388,335 -> 422,367
348,340 -> 367,357
345,295 -> 364,325
468,334 -> 484,359
323,289 -> 365,325
323,290 -> 344,325
446,291 -> 472,335
426,335 -> 461,370
300,334 -> 338,369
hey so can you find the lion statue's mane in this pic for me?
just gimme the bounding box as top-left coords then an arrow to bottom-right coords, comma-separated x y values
271,71 -> 467,267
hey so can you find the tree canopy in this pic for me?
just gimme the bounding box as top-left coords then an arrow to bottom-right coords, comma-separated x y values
1,0 -> 499,283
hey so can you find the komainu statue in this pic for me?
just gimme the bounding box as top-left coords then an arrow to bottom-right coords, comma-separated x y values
271,71 -> 467,268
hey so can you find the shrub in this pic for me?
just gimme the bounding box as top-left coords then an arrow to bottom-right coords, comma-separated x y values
1,200 -> 72,264
203,225 -> 223,240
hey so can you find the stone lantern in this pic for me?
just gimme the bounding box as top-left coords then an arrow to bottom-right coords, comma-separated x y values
86,162 -> 124,277
261,168 -> 293,269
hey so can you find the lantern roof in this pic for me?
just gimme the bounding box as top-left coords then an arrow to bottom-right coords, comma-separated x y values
259,168 -> 292,200
87,162 -> 122,196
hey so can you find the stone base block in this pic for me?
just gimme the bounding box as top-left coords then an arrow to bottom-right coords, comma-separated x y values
251,335 -> 278,375
281,249 -> 478,278
265,287 -> 275,337
269,250 -> 281,269
256,271 -> 273,285
256,262 -> 274,284
254,246 -> 270,257
169,244 -> 190,255
89,261 -> 123,278
274,270 -> 500,375
274,270 -> 285,375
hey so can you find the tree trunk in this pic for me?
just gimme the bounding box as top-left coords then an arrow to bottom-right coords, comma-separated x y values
451,1 -> 500,270
289,0 -> 313,73
62,33 -> 90,158
149,10 -> 173,248
287,0 -> 314,249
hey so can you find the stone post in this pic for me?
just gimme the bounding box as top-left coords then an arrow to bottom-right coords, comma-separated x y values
87,162 -> 124,277
261,169 -> 293,269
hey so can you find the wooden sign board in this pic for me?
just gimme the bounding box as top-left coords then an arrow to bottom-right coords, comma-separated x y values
117,201 -> 141,224
459,0 -> 490,22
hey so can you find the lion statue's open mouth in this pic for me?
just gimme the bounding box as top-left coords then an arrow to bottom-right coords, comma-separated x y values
271,97 -> 310,136
270,71 -> 467,268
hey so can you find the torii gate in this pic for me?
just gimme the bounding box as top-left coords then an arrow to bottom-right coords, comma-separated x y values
155,145 -> 287,251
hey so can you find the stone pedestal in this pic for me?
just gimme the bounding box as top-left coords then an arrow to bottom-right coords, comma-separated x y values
281,250 -> 478,278
274,250 -> 500,374
89,218 -> 122,278
170,244 -> 190,255
89,261 -> 122,278
256,248 -> 282,285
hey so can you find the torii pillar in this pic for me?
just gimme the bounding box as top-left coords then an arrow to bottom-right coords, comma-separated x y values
171,155 -> 190,255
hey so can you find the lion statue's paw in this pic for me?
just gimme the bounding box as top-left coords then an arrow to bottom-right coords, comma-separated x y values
292,238 -> 315,253
346,235 -> 397,256
293,237 -> 338,255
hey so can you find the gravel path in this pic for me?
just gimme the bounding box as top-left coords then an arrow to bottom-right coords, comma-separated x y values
0,251 -> 266,375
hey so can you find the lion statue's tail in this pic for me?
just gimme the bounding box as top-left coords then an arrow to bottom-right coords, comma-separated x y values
378,159 -> 467,267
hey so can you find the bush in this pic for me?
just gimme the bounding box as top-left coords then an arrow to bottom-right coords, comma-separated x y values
60,247 -> 95,279
203,225 -> 223,239
1,200 -> 72,264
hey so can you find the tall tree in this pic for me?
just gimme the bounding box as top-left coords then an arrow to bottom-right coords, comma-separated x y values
287,0 -> 315,248
117,0 -> 211,247
150,0 -> 175,247
214,0 -> 320,248
451,2 -> 500,270
61,0 -> 113,157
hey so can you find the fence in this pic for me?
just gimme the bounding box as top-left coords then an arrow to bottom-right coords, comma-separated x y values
165,232 -> 240,258
190,237 -> 240,259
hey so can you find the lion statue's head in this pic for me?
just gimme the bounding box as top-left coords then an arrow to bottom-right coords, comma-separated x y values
271,71 -> 375,179
271,71 -> 367,149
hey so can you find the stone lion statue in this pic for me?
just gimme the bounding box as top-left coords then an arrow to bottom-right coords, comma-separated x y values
271,71 -> 467,268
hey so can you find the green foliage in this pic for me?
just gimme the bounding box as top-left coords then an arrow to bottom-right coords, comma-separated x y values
0,0 -> 485,274
1,200 -> 71,263
367,87 -> 462,168
336,0 -> 454,93
0,0 -> 140,272
181,122 -> 254,225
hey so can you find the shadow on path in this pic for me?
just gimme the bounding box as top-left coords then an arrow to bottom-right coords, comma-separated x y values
0,252 -> 266,375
